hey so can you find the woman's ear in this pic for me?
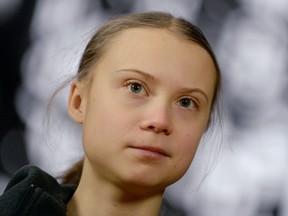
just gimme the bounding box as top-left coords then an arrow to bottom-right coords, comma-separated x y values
68,81 -> 86,124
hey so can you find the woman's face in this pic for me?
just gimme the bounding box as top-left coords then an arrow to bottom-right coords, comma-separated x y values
70,28 -> 216,193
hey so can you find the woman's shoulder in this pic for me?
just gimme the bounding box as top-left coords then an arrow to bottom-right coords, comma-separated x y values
159,198 -> 187,216
0,165 -> 76,216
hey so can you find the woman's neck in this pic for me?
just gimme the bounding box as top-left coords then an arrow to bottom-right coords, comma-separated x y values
66,162 -> 164,216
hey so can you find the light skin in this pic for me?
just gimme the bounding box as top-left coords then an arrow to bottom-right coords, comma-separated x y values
67,28 -> 216,216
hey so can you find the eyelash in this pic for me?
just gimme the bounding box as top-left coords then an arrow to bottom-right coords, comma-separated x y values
123,80 -> 148,96
123,80 -> 199,110
176,97 -> 199,110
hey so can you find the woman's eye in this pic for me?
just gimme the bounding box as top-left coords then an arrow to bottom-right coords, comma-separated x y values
126,81 -> 148,96
177,98 -> 198,110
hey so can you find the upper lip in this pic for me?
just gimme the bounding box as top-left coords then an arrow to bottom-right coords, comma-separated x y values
129,145 -> 170,157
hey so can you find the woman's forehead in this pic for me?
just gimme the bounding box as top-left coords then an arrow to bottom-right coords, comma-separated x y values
102,28 -> 211,65
88,28 -> 216,101
109,27 -> 189,46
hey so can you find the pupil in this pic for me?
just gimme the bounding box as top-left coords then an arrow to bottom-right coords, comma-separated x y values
180,98 -> 191,107
131,83 -> 141,93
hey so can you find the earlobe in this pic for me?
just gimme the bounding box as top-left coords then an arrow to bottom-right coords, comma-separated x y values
68,82 -> 85,124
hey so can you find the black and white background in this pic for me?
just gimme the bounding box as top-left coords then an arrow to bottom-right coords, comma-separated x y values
1,1 -> 288,215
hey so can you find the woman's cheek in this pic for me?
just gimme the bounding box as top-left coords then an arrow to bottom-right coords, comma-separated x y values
179,132 -> 200,159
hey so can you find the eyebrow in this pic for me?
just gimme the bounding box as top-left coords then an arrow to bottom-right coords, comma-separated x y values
113,68 -> 156,81
180,87 -> 209,102
114,68 -> 209,102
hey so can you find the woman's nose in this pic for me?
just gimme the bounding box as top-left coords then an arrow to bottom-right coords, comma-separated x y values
139,104 -> 173,135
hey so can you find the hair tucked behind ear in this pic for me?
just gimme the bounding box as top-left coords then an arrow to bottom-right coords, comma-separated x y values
60,11 -> 222,185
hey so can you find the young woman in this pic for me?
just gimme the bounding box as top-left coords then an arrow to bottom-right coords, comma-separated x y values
0,12 -> 221,216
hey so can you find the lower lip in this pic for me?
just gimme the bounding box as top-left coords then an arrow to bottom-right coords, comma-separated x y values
130,147 -> 168,160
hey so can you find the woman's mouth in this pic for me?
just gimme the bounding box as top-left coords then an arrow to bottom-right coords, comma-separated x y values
129,146 -> 170,160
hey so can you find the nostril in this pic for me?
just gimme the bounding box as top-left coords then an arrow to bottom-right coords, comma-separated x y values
148,126 -> 155,130
163,129 -> 170,135
146,125 -> 171,135
140,116 -> 173,135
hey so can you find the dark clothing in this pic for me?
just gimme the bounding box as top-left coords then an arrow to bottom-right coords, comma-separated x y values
0,166 -> 76,216
0,166 -> 185,216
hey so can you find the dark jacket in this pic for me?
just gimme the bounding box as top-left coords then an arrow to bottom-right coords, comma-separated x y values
0,166 -> 76,216
0,166 -> 186,216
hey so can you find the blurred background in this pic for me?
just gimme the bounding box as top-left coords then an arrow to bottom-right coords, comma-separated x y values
0,0 -> 288,215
